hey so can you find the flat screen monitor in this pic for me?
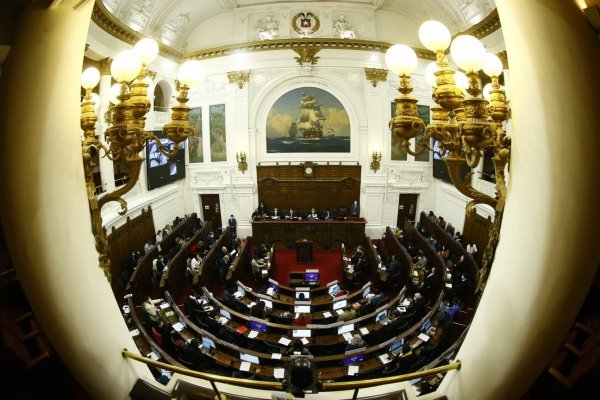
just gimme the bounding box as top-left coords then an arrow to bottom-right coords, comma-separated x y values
292,329 -> 311,338
237,285 -> 245,295
219,308 -> 231,320
305,272 -> 319,281
294,305 -> 311,313
422,319 -> 433,332
240,353 -> 260,364
375,309 -> 388,323
338,324 -> 354,335
389,339 -> 404,353
328,284 -> 341,296
249,321 -> 267,333
146,131 -> 185,191
333,299 -> 347,311
362,286 -> 371,298
343,353 -> 365,366
295,291 -> 310,300
201,336 -> 216,350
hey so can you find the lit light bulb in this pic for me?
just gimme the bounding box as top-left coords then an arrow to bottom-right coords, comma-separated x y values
418,20 -> 451,52
450,35 -> 486,72
109,83 -> 123,104
81,67 -> 100,89
111,50 -> 142,83
483,83 -> 493,101
424,62 -> 440,87
482,53 -> 504,77
384,44 -> 418,76
454,71 -> 469,93
133,38 -> 159,65
178,60 -> 205,88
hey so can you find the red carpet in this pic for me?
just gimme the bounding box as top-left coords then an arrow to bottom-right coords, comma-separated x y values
270,250 -> 343,287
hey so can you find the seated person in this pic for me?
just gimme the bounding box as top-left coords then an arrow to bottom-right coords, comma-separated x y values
270,207 -> 281,219
350,246 -> 364,266
290,340 -> 311,356
257,201 -> 268,215
387,255 -> 399,276
251,208 -> 263,220
251,255 -> 267,280
322,209 -> 334,220
337,305 -> 357,322
346,334 -> 366,351
307,208 -> 319,220
256,244 -> 269,260
285,208 -> 297,220
369,289 -> 385,306
250,301 -> 267,320
293,313 -> 311,325
217,254 -> 232,281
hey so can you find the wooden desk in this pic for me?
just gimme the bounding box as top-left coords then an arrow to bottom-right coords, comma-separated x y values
296,239 -> 313,263
251,219 -> 366,249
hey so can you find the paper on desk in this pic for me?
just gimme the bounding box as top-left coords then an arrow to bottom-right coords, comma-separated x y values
279,337 -> 292,346
348,365 -> 359,375
248,330 -> 259,339
379,354 -> 391,364
146,351 -> 159,361
272,353 -> 282,360
274,368 -> 285,379
322,311 -> 333,318
301,337 -> 309,345
218,316 -> 228,325
402,299 -> 411,306
239,361 -> 251,372
159,302 -> 170,309
336,309 -> 344,315
342,332 -> 353,341
418,333 -> 430,342
445,283 -> 453,288
164,310 -> 175,317
129,329 -> 140,337
359,327 -> 369,335
267,287 -> 275,296
172,322 -> 184,332
248,301 -> 257,308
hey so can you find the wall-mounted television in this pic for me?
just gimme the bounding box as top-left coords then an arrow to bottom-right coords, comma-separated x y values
432,140 -> 470,184
146,130 -> 186,190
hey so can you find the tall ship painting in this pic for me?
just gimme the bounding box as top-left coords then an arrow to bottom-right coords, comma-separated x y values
266,87 -> 350,153
290,93 -> 326,140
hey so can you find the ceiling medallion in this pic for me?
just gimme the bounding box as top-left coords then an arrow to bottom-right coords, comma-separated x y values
292,12 -> 320,38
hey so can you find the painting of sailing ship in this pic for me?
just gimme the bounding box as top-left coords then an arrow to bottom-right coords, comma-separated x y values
266,87 -> 350,153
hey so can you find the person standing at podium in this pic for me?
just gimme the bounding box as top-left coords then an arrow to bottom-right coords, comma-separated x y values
350,200 -> 360,217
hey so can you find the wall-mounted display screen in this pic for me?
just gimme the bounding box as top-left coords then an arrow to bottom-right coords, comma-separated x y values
146,130 -> 185,190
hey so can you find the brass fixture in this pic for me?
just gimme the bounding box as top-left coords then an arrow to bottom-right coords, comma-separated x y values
370,151 -> 382,173
364,68 -> 388,87
227,70 -> 250,89
236,152 -> 248,173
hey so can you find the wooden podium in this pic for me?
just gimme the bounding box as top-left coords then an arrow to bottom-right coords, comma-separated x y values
296,239 -> 313,263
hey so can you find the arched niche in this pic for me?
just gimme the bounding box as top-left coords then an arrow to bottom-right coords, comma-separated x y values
250,70 -> 368,163
153,79 -> 172,112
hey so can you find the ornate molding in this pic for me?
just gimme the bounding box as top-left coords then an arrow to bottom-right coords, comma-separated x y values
364,67 -> 388,87
292,46 -> 321,66
227,70 -> 250,89
460,9 -> 501,39
92,0 -> 183,62
99,57 -> 112,76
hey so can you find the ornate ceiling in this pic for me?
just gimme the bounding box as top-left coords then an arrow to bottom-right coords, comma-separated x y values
98,0 -> 497,54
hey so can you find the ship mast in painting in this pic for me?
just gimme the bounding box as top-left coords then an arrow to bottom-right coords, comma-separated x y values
290,93 -> 326,139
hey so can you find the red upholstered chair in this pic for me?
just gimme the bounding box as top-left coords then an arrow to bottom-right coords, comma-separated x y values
151,326 -> 163,346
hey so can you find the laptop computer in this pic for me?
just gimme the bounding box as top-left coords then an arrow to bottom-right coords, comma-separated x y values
390,339 -> 405,356
375,309 -> 389,325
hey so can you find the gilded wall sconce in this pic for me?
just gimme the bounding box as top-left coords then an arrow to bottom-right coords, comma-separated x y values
236,152 -> 248,173
370,151 -> 382,173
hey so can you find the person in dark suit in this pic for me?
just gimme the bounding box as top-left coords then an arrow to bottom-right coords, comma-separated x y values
409,292 -> 428,318
228,214 -> 237,237
322,210 -> 334,220
286,208 -> 296,220
387,255 -> 399,276
350,200 -> 360,217
351,246 -> 364,266
307,208 -> 319,220
257,201 -> 268,215
270,207 -> 281,219
422,267 -> 439,295
217,254 -> 231,281
250,301 -> 267,320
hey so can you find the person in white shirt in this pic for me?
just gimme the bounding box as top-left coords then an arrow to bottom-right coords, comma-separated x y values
190,254 -> 202,275
467,243 -> 478,256
271,208 -> 280,219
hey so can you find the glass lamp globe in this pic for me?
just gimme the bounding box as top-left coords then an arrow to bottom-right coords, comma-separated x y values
133,38 -> 159,65
81,67 -> 100,89
482,53 -> 504,77
109,83 -> 123,105
483,83 -> 493,100
178,60 -> 205,88
450,35 -> 486,72
425,61 -> 440,87
418,20 -> 451,52
454,71 -> 469,93
384,44 -> 418,76
111,50 -> 142,83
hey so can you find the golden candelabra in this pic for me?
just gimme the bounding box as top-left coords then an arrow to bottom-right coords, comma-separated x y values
370,151 -> 382,173
236,152 -> 248,173
386,21 -> 511,292
80,38 -> 203,281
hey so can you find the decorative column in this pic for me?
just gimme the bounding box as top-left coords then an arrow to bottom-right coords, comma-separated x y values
98,57 -> 115,192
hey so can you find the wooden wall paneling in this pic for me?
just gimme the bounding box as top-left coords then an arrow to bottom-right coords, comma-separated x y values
107,207 -> 156,286
463,210 -> 491,263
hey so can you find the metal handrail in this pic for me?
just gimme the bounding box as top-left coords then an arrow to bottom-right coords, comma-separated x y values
122,348 -> 461,398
